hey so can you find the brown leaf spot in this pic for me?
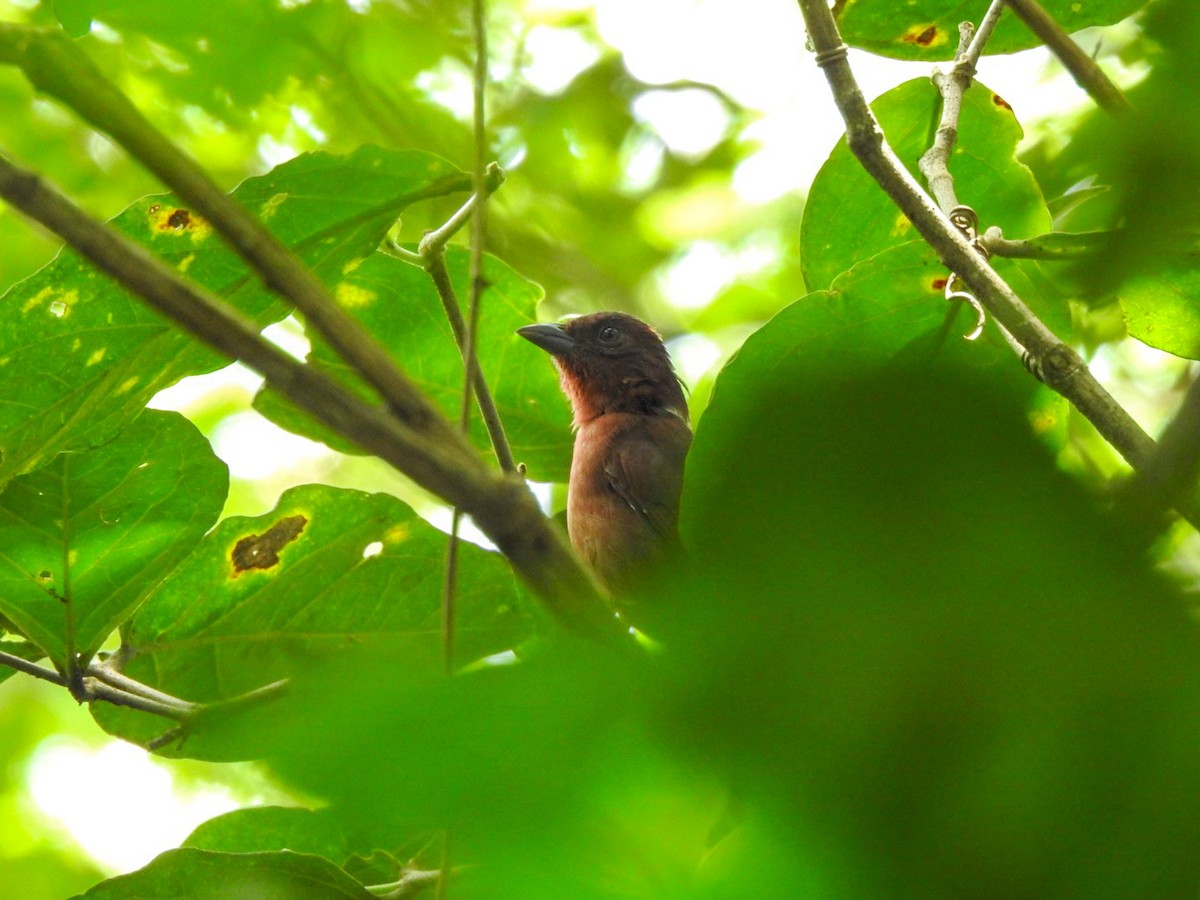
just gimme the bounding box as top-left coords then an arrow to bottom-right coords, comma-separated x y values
232,515 -> 307,575
166,208 -> 192,229
902,24 -> 939,46
931,277 -> 948,291
992,93 -> 1013,112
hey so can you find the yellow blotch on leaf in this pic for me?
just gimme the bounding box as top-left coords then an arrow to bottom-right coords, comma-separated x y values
116,376 -> 140,394
259,193 -> 288,220
384,523 -> 411,545
335,282 -> 376,309
22,286 -> 54,314
342,257 -> 364,275
178,253 -> 196,273
86,347 -> 107,367
890,212 -> 913,237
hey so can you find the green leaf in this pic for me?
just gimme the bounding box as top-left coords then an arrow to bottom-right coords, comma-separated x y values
676,346 -> 1200,895
70,848 -> 373,900
1120,257 -> 1200,358
184,807 -> 360,865
0,146 -> 467,490
709,239 -> 1031,404
0,410 -> 227,667
801,78 -> 1051,293
254,247 -> 573,483
92,483 -> 533,758
836,0 -> 1149,61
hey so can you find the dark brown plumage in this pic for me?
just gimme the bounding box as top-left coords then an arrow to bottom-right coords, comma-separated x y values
518,312 -> 692,599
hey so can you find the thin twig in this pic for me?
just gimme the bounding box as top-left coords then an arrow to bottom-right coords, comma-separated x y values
793,1 -> 1167,487
0,153 -> 621,639
417,163 -> 505,260
88,660 -> 196,713
0,647 -> 66,685
84,678 -> 193,720
1003,0 -> 1131,115
979,226 -> 1111,259
421,252 -> 517,472
0,24 -> 472,446
918,1 -> 1006,212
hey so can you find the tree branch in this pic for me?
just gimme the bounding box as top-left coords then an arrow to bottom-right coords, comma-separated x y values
1003,0 -> 1131,115
1123,373 -> 1200,525
0,647 -> 66,686
0,153 -> 620,640
794,0 -> 1160,476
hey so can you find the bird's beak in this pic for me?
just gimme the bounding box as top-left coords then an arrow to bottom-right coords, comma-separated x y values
517,323 -> 576,357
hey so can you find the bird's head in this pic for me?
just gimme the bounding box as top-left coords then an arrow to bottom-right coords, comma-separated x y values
518,312 -> 688,426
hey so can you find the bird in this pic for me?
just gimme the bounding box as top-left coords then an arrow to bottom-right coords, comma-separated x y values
517,312 -> 692,605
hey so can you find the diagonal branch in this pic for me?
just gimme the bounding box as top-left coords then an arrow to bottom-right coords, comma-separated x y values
0,153 -> 621,640
1003,0 -> 1131,115
792,1 -> 1187,510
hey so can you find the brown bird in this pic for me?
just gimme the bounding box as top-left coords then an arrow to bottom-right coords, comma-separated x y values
518,312 -> 692,601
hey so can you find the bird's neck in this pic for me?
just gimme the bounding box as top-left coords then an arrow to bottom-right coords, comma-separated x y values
558,361 -> 688,427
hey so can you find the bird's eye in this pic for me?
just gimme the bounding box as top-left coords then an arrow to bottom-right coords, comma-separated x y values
598,326 -> 621,343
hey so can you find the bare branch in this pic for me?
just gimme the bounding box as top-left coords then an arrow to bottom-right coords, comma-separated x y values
1123,374 -> 1200,524
919,2 -> 1006,212
0,647 -> 66,686
1004,0 -> 1131,115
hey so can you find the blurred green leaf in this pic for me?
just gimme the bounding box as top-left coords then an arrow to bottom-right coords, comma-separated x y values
71,848 -> 372,899
184,807 -> 360,864
0,146 -> 467,489
1119,254 -> 1200,358
801,79 -> 1051,292
254,246 -> 574,483
1075,0 -> 1200,344
93,483 -> 533,758
673,324 -> 1200,896
0,410 -> 227,667
836,0 -> 1148,61
242,647 -> 723,900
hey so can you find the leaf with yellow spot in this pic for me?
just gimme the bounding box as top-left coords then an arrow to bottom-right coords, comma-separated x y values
92,483 -> 533,759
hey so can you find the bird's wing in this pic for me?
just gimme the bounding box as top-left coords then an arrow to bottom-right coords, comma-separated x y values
602,414 -> 692,544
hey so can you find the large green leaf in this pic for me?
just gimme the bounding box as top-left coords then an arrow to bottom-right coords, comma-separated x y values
673,332 -> 1200,895
184,807 -> 362,865
1120,257 -> 1200,359
255,246 -> 574,483
92,483 -> 533,758
0,146 -> 468,489
71,848 -> 372,900
802,78 -> 1051,293
836,0 -> 1149,61
0,410 -> 227,667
